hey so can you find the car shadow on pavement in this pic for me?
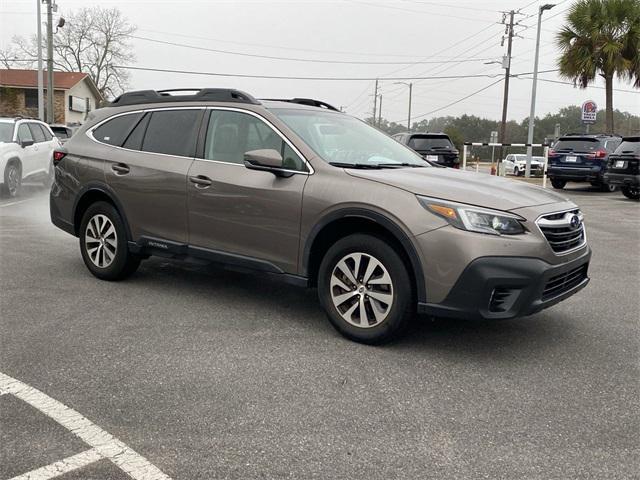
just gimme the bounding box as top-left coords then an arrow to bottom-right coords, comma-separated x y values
127,257 -> 575,357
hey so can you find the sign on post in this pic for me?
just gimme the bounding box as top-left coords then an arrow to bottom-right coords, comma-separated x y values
581,100 -> 597,124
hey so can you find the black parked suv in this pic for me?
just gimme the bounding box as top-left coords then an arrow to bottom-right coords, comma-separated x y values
603,136 -> 640,200
393,132 -> 460,168
547,133 -> 622,191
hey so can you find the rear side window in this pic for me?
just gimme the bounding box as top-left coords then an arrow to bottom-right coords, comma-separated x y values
93,113 -> 143,146
122,113 -> 150,150
141,110 -> 201,157
28,123 -> 46,143
51,127 -> 69,139
407,135 -> 452,150
615,138 -> 640,154
553,138 -> 599,152
17,124 -> 33,143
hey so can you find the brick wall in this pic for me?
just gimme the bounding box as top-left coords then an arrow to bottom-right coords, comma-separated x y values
0,87 -> 65,123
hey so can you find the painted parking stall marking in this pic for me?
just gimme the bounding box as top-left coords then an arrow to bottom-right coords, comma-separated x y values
0,371 -> 172,480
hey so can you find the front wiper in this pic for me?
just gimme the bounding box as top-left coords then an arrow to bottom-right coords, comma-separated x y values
375,163 -> 427,168
328,162 -> 383,169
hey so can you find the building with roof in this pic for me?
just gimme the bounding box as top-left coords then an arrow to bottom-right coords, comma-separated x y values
0,69 -> 103,125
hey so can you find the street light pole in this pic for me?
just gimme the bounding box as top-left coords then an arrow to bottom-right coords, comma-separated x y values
45,0 -> 54,124
394,82 -> 413,132
525,4 -> 555,178
36,0 -> 44,121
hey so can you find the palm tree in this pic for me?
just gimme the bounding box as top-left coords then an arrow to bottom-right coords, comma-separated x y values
556,0 -> 640,133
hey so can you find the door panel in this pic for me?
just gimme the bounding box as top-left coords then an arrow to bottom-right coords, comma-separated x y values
16,124 -> 38,176
187,109 -> 308,273
103,109 -> 202,243
187,160 -> 307,272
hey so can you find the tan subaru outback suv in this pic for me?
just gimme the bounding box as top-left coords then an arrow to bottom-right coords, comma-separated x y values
50,89 -> 591,344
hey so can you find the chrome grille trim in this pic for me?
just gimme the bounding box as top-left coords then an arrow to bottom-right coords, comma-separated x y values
536,208 -> 587,255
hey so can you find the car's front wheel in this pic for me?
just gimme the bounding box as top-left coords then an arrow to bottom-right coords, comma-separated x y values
79,201 -> 140,280
513,166 -> 520,176
1,162 -> 22,198
551,179 -> 566,190
318,234 -> 414,344
621,186 -> 640,200
600,183 -> 617,193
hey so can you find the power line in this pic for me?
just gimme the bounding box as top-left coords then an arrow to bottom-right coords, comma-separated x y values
391,78 -> 505,122
130,35 -> 495,65
344,0 -> 500,23
514,75 -> 639,94
113,65 -> 505,81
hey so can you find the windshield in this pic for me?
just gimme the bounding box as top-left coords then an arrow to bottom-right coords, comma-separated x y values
554,138 -> 600,152
408,135 -> 452,150
270,108 -> 429,168
0,123 -> 14,143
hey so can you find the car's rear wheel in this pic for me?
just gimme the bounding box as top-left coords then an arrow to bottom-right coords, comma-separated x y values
79,201 -> 140,280
318,234 -> 413,344
621,186 -> 640,200
600,183 -> 617,193
1,162 -> 22,198
551,179 -> 566,190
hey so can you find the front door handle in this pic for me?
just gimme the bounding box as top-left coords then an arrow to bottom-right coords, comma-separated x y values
189,175 -> 213,188
111,163 -> 130,175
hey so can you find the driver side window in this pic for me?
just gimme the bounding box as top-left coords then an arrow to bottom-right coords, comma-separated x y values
17,124 -> 33,143
203,110 -> 307,171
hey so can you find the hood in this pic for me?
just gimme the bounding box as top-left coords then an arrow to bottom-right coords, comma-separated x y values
346,167 -> 567,211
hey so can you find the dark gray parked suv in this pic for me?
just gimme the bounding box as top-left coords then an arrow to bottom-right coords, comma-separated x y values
50,89 -> 591,344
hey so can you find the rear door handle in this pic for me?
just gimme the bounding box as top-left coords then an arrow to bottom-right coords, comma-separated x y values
111,163 -> 130,175
189,175 -> 213,188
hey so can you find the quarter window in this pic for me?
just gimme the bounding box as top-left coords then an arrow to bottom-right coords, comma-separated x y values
204,110 -> 306,171
92,113 -> 143,146
141,110 -> 201,157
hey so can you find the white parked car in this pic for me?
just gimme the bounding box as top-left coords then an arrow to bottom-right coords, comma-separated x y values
0,117 -> 60,197
503,154 -> 546,176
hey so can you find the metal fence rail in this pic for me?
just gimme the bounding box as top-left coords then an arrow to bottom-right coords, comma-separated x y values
462,142 -> 551,188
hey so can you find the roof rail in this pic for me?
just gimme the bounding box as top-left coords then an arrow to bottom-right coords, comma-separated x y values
262,98 -> 340,111
108,88 -> 260,107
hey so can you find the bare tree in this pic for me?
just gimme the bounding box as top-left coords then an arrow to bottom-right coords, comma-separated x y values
3,6 -> 136,98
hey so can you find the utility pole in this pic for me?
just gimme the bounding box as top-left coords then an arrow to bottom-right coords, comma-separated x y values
525,4 -> 555,178
36,0 -> 44,121
407,83 -> 412,132
372,79 -> 379,126
377,94 -> 382,126
498,10 -> 515,171
46,0 -> 54,124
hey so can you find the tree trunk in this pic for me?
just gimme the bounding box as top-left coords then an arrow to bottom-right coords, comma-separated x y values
605,74 -> 614,134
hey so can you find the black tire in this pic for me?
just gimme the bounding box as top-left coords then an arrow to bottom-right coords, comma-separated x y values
621,186 -> 640,200
551,179 -> 566,190
1,161 -> 22,198
600,183 -> 617,193
513,167 -> 519,176
317,234 -> 414,345
79,201 -> 140,280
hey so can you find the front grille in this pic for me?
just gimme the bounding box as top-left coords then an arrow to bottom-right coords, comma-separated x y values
537,209 -> 586,254
542,264 -> 588,300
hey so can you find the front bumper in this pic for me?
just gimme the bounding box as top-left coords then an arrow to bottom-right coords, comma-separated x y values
418,246 -> 591,320
603,172 -> 640,187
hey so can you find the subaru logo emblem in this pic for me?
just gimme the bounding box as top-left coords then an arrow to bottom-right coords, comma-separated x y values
570,215 -> 581,229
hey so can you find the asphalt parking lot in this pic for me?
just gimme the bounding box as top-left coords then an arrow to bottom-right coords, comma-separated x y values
1,182 -> 638,480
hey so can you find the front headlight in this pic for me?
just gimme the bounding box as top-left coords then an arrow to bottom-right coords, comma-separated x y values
417,196 -> 525,235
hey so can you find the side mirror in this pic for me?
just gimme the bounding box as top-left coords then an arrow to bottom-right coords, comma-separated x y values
20,139 -> 34,148
243,149 -> 292,177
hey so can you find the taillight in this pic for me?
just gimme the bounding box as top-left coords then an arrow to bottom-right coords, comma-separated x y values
548,149 -> 557,157
591,149 -> 607,159
53,150 -> 67,165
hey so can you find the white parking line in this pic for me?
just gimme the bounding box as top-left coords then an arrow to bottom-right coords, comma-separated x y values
0,371 -> 172,480
9,448 -> 103,480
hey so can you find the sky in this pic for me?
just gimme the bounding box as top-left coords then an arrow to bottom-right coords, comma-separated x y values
1,0 -> 638,124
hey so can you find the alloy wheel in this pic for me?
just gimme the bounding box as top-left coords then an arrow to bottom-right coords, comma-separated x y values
84,214 -> 118,268
330,252 -> 394,328
7,165 -> 19,196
